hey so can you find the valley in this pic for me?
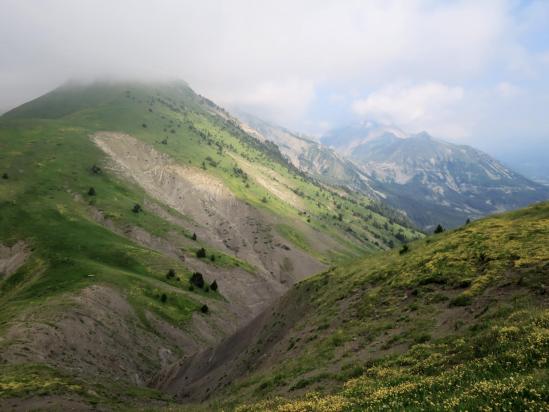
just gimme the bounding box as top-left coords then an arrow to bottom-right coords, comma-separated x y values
0,81 -> 420,410
2,2 -> 548,410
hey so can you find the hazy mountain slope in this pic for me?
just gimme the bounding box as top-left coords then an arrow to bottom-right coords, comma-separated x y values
322,124 -> 549,230
236,112 -> 382,200
0,81 -> 419,409
160,202 -> 549,411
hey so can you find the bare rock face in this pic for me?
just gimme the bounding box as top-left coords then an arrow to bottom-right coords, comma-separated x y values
1,285 -> 189,385
0,241 -> 30,277
91,131 -> 327,287
320,124 -> 549,230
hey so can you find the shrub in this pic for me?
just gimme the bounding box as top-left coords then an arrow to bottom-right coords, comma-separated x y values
434,224 -> 444,234
399,244 -> 410,255
210,280 -> 218,291
261,197 -> 268,203
456,279 -> 472,288
132,203 -> 142,213
418,273 -> 447,285
449,294 -> 472,307
204,286 -> 209,292
88,187 -> 96,196
2,173 -> 8,179
414,333 -> 431,344
188,285 -> 194,292
191,233 -> 197,241
91,164 -> 102,174
210,254 -> 216,262
201,304 -> 209,314
166,269 -> 176,279
142,123 -> 147,128
190,272 -> 205,288
160,293 -> 167,303
196,248 -> 206,258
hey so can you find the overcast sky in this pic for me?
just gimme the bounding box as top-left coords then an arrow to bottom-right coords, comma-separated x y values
1,0 -> 548,173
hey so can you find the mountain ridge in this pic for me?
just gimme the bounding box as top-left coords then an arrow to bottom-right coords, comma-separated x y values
243,118 -> 549,230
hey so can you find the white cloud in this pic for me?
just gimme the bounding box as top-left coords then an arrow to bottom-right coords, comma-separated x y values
1,0 -> 548,150
0,1 -> 511,112
496,82 -> 522,98
352,82 -> 465,138
220,78 -> 315,127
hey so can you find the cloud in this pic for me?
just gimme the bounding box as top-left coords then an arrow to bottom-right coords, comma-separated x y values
219,78 -> 315,127
496,82 -> 522,98
0,0 -> 548,150
352,83 -> 465,138
0,1 -> 510,109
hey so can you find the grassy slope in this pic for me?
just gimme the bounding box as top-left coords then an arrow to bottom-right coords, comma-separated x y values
3,81 -> 418,257
196,202 -> 549,411
0,81 -> 418,407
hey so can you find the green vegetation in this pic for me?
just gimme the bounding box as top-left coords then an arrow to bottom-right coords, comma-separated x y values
276,224 -> 312,254
0,80 -> 425,409
0,364 -> 170,409
198,202 -> 549,411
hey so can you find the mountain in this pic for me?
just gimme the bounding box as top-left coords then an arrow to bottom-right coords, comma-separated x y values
157,201 -> 549,411
235,113 -> 417,231
0,81 -> 419,409
235,112 -> 381,199
321,123 -> 549,230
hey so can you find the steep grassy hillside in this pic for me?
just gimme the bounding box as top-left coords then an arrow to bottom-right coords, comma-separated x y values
0,81 -> 418,409
161,202 -> 549,411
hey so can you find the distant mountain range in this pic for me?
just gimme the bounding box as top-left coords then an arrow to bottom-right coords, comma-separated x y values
238,116 -> 549,230
236,112 -> 380,199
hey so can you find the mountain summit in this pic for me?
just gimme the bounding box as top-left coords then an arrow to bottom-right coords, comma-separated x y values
320,123 -> 549,229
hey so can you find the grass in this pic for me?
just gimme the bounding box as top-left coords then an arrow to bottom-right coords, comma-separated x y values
276,224 -> 312,254
188,201 -> 549,411
0,80 -> 421,322
0,80 -> 421,409
0,363 -> 172,409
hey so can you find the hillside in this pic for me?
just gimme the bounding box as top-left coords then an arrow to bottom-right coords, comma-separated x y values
0,81 -> 418,409
158,201 -> 549,411
321,123 -> 549,230
236,112 -> 381,199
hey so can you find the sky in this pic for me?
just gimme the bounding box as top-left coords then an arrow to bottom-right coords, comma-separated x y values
1,0 -> 548,178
